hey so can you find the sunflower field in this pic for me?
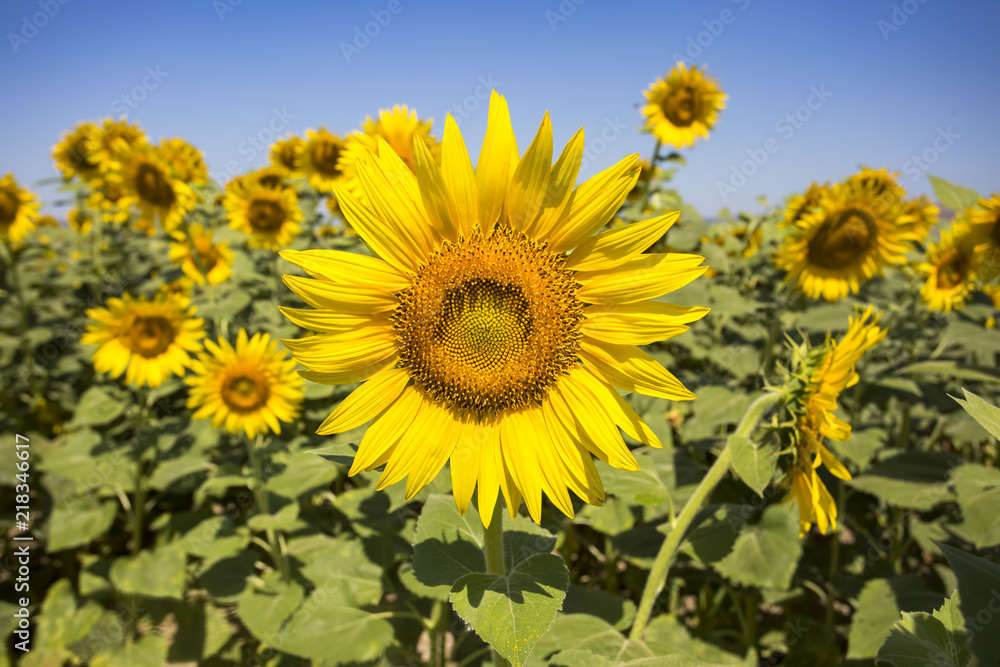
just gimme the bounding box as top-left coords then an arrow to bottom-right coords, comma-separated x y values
2,64 -> 1000,667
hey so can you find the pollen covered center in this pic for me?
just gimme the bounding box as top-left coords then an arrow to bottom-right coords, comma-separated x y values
662,85 -> 701,127
936,247 -> 969,290
135,163 -> 176,208
223,373 -> 270,412
247,199 -> 286,232
808,208 -> 874,269
127,315 -> 175,358
0,189 -> 19,226
393,227 -> 584,416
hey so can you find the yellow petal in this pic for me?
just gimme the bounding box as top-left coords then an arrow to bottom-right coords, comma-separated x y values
500,411 -> 544,523
576,254 -> 707,305
441,115 -> 479,238
282,274 -> 398,313
565,211 -> 680,272
316,366 -> 410,435
451,418 -> 486,515
582,301 -> 709,345
580,337 -> 695,401
476,421 -> 503,525
279,249 -> 410,291
351,385 -> 422,475
298,352 -> 397,386
546,154 -> 640,253
570,366 -> 661,448
529,128 -> 585,239
550,376 -> 638,471
414,132 -> 461,240
284,331 -> 396,373
475,91 -> 516,233
278,308 -> 390,334
506,112 -> 553,234
332,181 -> 421,274
818,444 -> 852,481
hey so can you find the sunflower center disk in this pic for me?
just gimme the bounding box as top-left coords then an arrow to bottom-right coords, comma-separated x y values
663,85 -> 700,127
936,248 -> 969,289
0,190 -> 19,225
807,208 -> 874,269
128,316 -> 175,358
247,199 -> 286,232
393,228 -> 584,416
310,142 -> 341,176
135,163 -> 176,208
223,373 -> 270,412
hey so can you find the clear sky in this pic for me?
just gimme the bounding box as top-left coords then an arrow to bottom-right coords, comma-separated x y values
2,0 -> 998,217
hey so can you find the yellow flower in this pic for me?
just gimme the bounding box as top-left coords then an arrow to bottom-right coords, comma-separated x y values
0,173 -> 41,245
52,122 -> 102,182
159,138 -> 208,186
301,127 -> 346,193
967,194 -> 1000,283
88,117 -> 148,174
641,62 -> 726,149
82,293 -> 205,388
786,307 -> 886,536
782,182 -> 830,229
919,221 -> 978,312
67,208 -> 94,234
845,167 -> 905,202
270,135 -> 305,177
87,174 -> 136,224
169,224 -> 234,285
187,329 -> 304,439
338,106 -> 442,200
279,92 -> 709,525
36,215 -> 58,228
774,181 -> 916,302
120,145 -> 196,233
225,179 -> 303,250
900,195 -> 939,243
732,226 -> 763,258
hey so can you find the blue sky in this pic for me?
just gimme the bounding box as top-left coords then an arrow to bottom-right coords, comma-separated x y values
2,0 -> 997,217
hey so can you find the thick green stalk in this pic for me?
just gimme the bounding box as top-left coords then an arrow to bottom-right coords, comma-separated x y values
246,435 -> 290,580
482,501 -> 510,667
630,392 -> 782,640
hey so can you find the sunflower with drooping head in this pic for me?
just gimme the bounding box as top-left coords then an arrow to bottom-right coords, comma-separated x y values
279,92 -> 709,525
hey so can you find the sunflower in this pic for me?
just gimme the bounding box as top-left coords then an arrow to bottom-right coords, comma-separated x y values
67,208 -> 94,234
339,106 -> 442,200
270,135 -> 305,177
82,293 -> 205,388
0,173 -> 41,245
225,179 -> 303,250
88,117 -> 148,174
967,194 -> 1000,283
732,226 -> 763,258
786,306 -> 885,535
300,127 -> 346,193
159,138 -> 208,186
186,329 -> 304,439
919,221 -> 978,312
120,145 -> 195,233
845,168 -> 905,202
782,182 -> 830,229
87,174 -> 135,224
279,92 -> 709,525
900,195 -> 939,243
774,181 -> 916,302
641,62 -> 727,149
52,122 -> 102,182
169,224 -> 233,285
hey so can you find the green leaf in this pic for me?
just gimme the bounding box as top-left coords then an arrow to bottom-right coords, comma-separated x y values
411,495 -> 486,600
598,453 -> 669,507
198,549 -> 259,603
69,386 -> 127,427
897,360 -> 1000,385
927,174 -> 980,212
876,592 -> 972,667
110,543 -> 187,599
90,634 -> 169,667
451,551 -> 569,666
714,505 -> 802,590
643,616 -> 750,665
847,575 -> 945,660
848,450 -> 960,510
148,455 -> 213,490
299,537 -> 384,606
952,388 -> 1000,440
728,433 -> 779,496
938,542 -> 1000,666
562,585 -> 637,631
237,576 -> 305,644
266,450 -> 340,498
30,579 -> 103,660
46,497 -> 117,552
950,463 -> 1000,548
578,497 -> 635,536
271,589 -> 394,665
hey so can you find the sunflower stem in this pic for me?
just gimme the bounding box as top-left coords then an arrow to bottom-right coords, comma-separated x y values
246,434 -> 290,581
638,139 -> 663,212
482,501 -> 511,667
629,392 -> 782,640
130,386 -> 150,554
